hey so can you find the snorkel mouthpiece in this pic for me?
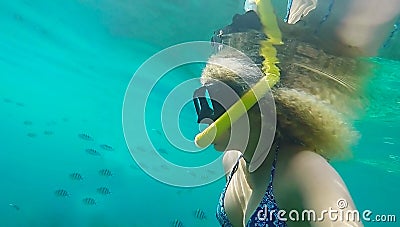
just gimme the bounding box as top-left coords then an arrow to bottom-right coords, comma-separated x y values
194,121 -> 217,148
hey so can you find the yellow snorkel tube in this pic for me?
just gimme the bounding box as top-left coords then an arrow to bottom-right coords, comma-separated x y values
195,0 -> 283,148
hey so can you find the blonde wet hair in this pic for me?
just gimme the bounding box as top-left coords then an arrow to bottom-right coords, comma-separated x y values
201,30 -> 372,160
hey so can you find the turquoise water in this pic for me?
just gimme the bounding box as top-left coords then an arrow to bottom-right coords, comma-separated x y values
0,1 -> 399,226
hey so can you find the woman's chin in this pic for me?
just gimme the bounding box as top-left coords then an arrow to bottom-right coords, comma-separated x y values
213,143 -> 226,152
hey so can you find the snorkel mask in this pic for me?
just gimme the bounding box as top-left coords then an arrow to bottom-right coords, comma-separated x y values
193,78 -> 271,148
193,0 -> 283,172
193,84 -> 230,125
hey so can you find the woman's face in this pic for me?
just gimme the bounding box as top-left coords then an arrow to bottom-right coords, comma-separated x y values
213,127 -> 231,151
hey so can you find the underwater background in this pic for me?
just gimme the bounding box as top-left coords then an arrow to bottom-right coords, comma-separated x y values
0,0 -> 399,226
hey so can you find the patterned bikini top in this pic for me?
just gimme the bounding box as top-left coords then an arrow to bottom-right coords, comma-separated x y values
216,146 -> 287,227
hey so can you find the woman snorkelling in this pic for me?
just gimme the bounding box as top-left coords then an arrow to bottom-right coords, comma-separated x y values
193,0 -> 400,226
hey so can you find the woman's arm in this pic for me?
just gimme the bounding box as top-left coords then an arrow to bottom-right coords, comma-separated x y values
322,0 -> 400,57
246,0 -> 400,57
287,150 -> 363,226
281,0 -> 400,57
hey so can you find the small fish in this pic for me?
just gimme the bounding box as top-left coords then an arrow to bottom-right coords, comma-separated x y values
78,133 -> 94,141
160,164 -> 169,170
151,128 -> 162,135
69,172 -> 83,181
100,144 -> 114,151
194,208 -> 207,220
23,120 -> 32,126
54,189 -> 70,197
98,169 -> 113,177
27,132 -> 37,138
9,203 -> 20,211
85,148 -> 101,156
96,187 -> 111,195
43,130 -> 54,135
16,102 -> 24,107
3,98 -> 12,103
82,197 -> 96,205
206,169 -> 216,175
136,146 -> 147,153
171,219 -> 183,227
157,148 -> 168,154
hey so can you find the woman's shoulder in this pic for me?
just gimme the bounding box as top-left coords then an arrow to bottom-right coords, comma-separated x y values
284,149 -> 336,180
282,149 -> 353,205
279,149 -> 362,226
276,147 -> 345,193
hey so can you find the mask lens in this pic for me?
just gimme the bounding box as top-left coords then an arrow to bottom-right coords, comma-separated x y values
193,83 -> 236,124
210,100 -> 226,121
193,87 -> 214,123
